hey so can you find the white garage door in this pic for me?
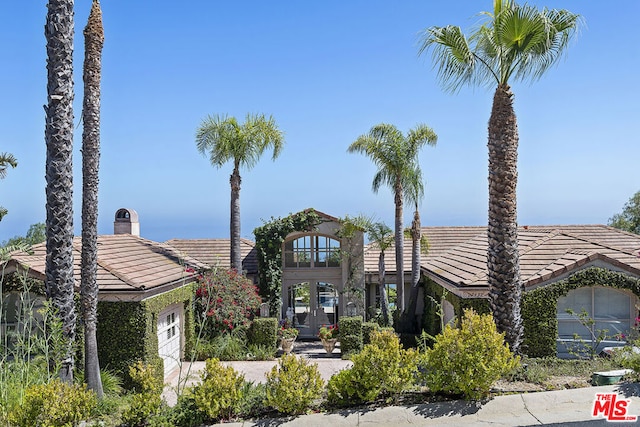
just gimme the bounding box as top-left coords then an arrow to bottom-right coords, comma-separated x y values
158,303 -> 182,376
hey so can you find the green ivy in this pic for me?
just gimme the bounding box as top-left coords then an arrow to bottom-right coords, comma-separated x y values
253,210 -> 322,315
97,283 -> 196,388
522,267 -> 640,357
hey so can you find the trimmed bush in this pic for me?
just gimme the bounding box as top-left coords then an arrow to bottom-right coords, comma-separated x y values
249,317 -> 278,350
193,358 -> 245,421
327,329 -> 419,406
265,354 -> 324,415
421,309 -> 520,400
362,322 -> 380,345
10,379 -> 97,427
338,316 -> 363,357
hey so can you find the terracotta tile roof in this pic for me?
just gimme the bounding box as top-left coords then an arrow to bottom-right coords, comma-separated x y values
165,238 -> 258,274
7,234 -> 207,293
363,225 -> 640,296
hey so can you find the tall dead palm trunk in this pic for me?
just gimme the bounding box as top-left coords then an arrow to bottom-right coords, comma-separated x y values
81,0 -> 104,397
45,0 -> 76,383
487,84 -> 523,351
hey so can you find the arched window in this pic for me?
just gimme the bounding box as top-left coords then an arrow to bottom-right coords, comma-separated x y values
284,235 -> 340,268
557,286 -> 636,356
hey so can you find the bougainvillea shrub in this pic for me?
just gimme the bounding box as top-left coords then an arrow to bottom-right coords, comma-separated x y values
195,268 -> 262,337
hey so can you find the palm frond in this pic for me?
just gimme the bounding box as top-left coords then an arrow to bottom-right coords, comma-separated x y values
418,25 -> 478,93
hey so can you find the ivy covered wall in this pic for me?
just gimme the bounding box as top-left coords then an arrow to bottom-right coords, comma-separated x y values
422,277 -> 490,337
97,283 -> 195,387
423,267 -> 640,358
522,267 -> 640,357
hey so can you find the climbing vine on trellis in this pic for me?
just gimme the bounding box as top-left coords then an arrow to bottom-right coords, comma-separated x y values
253,210 -> 322,315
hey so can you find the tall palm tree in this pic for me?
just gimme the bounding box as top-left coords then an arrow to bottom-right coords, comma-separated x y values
0,152 -> 17,221
403,169 -> 430,332
419,0 -> 581,353
348,123 -> 437,313
366,222 -> 394,327
45,0 -> 76,382
81,0 -> 104,397
196,113 -> 284,271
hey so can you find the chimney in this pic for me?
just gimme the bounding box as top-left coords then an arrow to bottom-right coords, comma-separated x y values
114,208 -> 140,236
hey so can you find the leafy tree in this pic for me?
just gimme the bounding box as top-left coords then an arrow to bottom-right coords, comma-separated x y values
80,0 -> 104,397
196,113 -> 284,271
366,222 -> 394,327
348,123 -> 436,313
608,190 -> 640,234
419,0 -> 581,353
0,152 -> 18,221
2,223 -> 46,248
45,0 -> 77,382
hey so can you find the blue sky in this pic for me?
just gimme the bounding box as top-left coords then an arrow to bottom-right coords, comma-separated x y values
1,1 -> 639,244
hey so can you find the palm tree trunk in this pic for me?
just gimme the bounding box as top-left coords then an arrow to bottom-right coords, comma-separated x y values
230,165 -> 242,271
405,208 -> 421,332
487,84 -> 523,354
81,0 -> 104,398
378,252 -> 390,327
45,0 -> 76,383
394,179 -> 405,313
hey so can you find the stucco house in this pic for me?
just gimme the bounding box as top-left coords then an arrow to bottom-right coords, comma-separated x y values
364,224 -> 640,357
2,208 -> 207,381
4,206 -> 640,379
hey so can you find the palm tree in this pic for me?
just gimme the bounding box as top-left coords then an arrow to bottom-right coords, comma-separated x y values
348,123 -> 437,313
196,113 -> 284,272
80,0 -> 104,397
45,0 -> 76,382
366,222 -> 395,327
403,170 -> 430,332
0,152 -> 17,221
419,0 -> 581,353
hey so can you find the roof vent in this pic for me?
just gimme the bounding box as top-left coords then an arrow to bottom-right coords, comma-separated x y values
114,208 -> 140,236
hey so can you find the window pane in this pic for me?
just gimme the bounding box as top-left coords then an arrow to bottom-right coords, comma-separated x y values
558,320 -> 591,340
594,288 -> 630,319
557,287 -> 592,319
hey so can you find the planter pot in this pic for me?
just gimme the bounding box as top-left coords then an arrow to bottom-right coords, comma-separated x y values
321,338 -> 338,354
591,369 -> 632,386
280,337 -> 296,354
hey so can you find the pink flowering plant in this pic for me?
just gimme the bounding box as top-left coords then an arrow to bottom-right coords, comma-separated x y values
194,268 -> 261,337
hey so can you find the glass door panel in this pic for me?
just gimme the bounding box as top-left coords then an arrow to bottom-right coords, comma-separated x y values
288,283 -> 311,334
316,282 -> 338,327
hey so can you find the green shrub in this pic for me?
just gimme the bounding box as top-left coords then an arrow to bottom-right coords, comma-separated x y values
193,358 -> 245,421
338,316 -> 363,357
236,382 -> 268,419
327,329 -> 418,406
247,344 -> 276,360
265,354 -> 324,415
421,309 -> 520,400
121,361 -> 164,426
249,317 -> 278,350
168,392 -> 206,427
9,379 -> 97,427
362,322 -> 380,345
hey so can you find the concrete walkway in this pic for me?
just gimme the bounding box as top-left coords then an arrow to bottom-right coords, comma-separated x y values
163,341 -> 640,426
